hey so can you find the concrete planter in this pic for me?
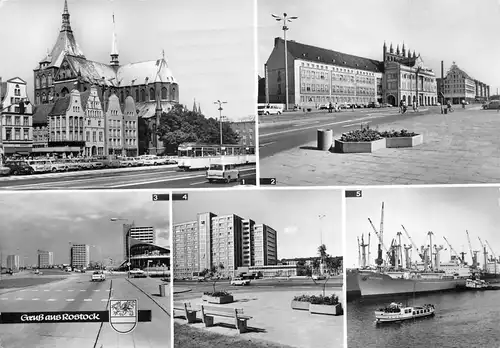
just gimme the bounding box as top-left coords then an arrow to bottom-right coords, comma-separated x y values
291,300 -> 310,311
385,134 -> 423,148
334,138 -> 386,153
309,303 -> 343,316
202,295 -> 234,304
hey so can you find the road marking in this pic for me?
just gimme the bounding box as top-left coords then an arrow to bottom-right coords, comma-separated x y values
342,122 -> 371,128
66,299 -> 75,302
0,298 -> 8,300
31,289 -> 39,292
259,141 -> 276,147
32,298 -> 40,301
101,299 -> 109,302
84,299 -> 92,302
93,290 -> 100,292
68,289 -> 74,292
260,113 -> 398,137
47,299 -> 56,301
15,298 -> 23,300
80,289 -> 86,292
189,181 -> 208,186
44,289 -> 50,292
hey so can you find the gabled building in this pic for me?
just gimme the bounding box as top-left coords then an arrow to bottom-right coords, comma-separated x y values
33,0 -> 179,155
122,96 -> 139,157
438,62 -> 489,104
32,104 -> 53,152
0,77 -> 33,156
83,86 -> 105,156
382,42 -> 437,107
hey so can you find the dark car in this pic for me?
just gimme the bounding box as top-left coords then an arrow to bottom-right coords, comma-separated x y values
4,161 -> 34,175
367,102 -> 381,108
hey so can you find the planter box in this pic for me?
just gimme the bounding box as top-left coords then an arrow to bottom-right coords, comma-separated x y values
291,300 -> 310,311
334,138 -> 386,153
202,295 -> 234,304
385,134 -> 423,148
309,303 -> 343,316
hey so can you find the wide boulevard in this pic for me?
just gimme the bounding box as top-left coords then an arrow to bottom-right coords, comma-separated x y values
173,276 -> 343,300
259,107 -> 440,158
0,164 -> 256,190
0,270 -> 170,348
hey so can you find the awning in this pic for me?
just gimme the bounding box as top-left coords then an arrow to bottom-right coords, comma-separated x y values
4,147 -> 32,155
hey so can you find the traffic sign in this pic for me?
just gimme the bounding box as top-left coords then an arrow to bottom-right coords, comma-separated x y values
126,262 -> 131,266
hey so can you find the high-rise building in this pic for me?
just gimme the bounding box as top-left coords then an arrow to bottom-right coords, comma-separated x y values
123,224 -> 156,260
173,212 -> 276,279
70,244 -> 90,269
6,255 -> 20,270
254,224 -> 277,266
37,250 -> 54,268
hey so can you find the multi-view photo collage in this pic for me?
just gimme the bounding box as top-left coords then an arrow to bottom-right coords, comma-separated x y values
0,0 -> 498,347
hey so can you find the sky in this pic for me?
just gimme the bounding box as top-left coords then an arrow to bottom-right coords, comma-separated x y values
0,0 -> 256,121
0,190 -> 170,267
257,0 -> 500,95
345,186 -> 500,268
173,188 -> 343,259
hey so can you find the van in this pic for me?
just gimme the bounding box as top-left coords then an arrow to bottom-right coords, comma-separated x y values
258,104 -> 284,116
206,163 -> 240,183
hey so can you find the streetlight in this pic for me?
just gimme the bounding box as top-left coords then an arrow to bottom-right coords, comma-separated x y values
271,13 -> 298,112
110,217 -> 133,277
213,100 -> 227,146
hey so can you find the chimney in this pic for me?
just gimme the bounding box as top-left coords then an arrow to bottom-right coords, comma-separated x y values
441,61 -> 444,79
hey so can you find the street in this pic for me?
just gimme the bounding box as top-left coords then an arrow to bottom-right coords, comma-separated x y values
259,107 -> 435,158
174,276 -> 343,300
0,165 -> 256,190
0,272 -> 170,348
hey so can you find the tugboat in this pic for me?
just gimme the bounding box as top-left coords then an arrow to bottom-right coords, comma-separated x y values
375,302 -> 435,323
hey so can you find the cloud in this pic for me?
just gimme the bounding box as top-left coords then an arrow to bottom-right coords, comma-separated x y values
283,226 -> 298,234
0,0 -> 11,9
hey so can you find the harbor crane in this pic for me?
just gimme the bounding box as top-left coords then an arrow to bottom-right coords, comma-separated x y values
478,237 -> 488,272
357,236 -> 361,268
368,208 -> 390,268
396,231 -> 403,268
357,234 -> 370,268
443,236 -> 465,264
466,230 -> 479,269
401,225 -> 425,262
427,231 -> 435,271
403,244 -> 412,269
485,240 -> 498,275
434,244 -> 444,271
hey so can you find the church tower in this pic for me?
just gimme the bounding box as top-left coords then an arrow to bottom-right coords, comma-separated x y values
110,14 -> 119,67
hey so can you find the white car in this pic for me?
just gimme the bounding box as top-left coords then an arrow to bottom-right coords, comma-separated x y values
91,271 -> 106,281
129,268 -> 146,278
312,275 -> 327,280
258,105 -> 283,115
230,277 -> 251,286
140,155 -> 161,166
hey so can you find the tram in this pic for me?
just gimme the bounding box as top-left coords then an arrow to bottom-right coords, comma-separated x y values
177,143 -> 256,170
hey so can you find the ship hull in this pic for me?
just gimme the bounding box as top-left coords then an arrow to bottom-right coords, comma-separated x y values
352,270 -> 466,298
480,273 -> 500,281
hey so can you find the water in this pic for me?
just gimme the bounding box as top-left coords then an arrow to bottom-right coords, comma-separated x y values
348,290 -> 500,348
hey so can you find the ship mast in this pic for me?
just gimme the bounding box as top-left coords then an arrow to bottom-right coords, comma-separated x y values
428,231 -> 434,272
396,231 -> 403,269
404,244 -> 412,269
443,236 -> 464,264
485,240 -> 497,275
401,225 -> 425,262
478,237 -> 488,273
466,230 -> 479,269
357,236 -> 361,267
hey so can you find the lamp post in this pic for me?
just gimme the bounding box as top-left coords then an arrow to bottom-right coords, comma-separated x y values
214,100 -> 227,146
110,217 -> 132,277
271,13 -> 298,112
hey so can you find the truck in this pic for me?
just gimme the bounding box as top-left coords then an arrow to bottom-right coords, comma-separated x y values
91,271 -> 106,282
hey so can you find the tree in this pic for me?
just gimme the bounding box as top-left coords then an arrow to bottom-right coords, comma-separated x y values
208,263 -> 225,293
325,256 -> 343,275
137,117 -> 151,155
311,258 -> 320,272
156,104 -> 240,153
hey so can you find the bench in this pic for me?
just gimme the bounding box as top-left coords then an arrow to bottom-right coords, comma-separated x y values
173,302 -> 198,323
200,304 -> 252,333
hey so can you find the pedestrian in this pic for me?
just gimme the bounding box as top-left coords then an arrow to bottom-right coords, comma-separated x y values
461,99 -> 466,109
328,102 -> 333,113
399,99 -> 403,113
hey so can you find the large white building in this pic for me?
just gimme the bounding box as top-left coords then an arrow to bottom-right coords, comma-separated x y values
437,62 -> 490,104
0,77 -> 34,156
264,37 -> 383,109
6,255 -> 20,270
70,244 -> 90,269
123,224 -> 156,260
37,250 -> 54,268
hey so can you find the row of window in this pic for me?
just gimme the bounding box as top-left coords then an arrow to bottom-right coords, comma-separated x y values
4,128 -> 30,141
300,62 -> 376,76
299,95 -> 376,104
50,131 -> 83,142
301,83 -> 375,95
35,76 -> 53,89
84,147 -> 104,156
3,116 -> 30,126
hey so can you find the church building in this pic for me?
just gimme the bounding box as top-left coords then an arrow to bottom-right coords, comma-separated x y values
33,0 -> 179,155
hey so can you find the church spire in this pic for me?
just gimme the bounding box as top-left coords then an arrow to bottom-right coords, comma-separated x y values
198,103 -> 202,115
193,98 -> 197,112
110,13 -> 119,66
61,0 -> 72,32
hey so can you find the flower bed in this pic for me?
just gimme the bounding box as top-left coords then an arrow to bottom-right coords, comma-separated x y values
379,129 -> 423,148
334,128 -> 386,153
291,294 -> 343,315
202,290 -> 234,304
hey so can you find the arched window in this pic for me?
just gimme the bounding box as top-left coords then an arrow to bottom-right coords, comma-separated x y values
161,87 -> 167,100
48,74 -> 53,85
61,87 -> 69,97
35,77 -> 40,89
121,91 -> 124,103
14,85 -> 20,96
149,88 -> 155,101
135,89 -> 139,102
141,89 -> 146,102
36,93 -> 40,105
171,87 -> 176,100
41,75 -> 47,88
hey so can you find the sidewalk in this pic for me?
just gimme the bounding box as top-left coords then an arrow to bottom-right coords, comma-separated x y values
174,290 -> 344,348
127,277 -> 170,314
260,108 -> 500,185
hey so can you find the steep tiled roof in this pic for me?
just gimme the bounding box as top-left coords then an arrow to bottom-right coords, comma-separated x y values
32,104 -> 54,125
49,95 -> 71,116
117,58 -> 177,86
277,38 -> 384,73
66,56 -> 118,86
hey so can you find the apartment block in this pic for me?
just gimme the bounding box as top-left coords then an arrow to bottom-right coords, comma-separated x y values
70,244 -> 90,269
37,249 -> 54,268
6,255 -> 20,270
123,224 -> 156,260
254,224 -> 278,266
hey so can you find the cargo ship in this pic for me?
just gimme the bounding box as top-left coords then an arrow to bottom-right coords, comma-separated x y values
349,268 -> 466,298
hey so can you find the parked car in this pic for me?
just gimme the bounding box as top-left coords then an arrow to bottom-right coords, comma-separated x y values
312,275 -> 327,280
129,268 -> 147,278
258,104 -> 283,115
318,104 -> 329,110
484,100 -> 500,110
140,155 -> 161,166
4,161 -> 34,175
380,103 -> 393,108
206,163 -> 240,183
230,277 -> 251,286
26,159 -> 49,173
367,102 -> 381,108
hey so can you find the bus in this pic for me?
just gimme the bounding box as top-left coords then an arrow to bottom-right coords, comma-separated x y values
177,143 -> 256,170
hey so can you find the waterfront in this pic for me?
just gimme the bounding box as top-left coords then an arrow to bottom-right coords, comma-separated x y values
348,290 -> 500,348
